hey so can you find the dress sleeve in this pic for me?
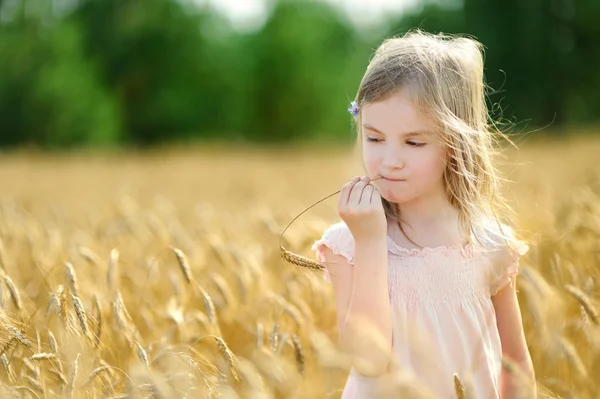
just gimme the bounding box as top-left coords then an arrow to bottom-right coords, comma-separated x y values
311,222 -> 355,283
490,239 -> 529,296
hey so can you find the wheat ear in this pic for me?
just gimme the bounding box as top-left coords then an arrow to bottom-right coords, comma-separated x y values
290,334 -> 305,376
565,284 -> 599,325
454,373 -> 467,399
280,246 -> 325,271
213,336 -> 241,382
3,275 -> 21,311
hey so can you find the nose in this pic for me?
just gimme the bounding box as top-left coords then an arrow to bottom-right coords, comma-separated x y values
382,147 -> 405,170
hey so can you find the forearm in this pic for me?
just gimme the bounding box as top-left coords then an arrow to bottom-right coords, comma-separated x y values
499,358 -> 536,399
341,237 -> 392,377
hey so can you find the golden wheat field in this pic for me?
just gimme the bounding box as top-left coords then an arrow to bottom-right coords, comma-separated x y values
0,133 -> 599,398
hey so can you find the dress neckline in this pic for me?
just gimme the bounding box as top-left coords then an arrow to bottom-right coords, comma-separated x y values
385,235 -> 478,258
385,218 -> 479,258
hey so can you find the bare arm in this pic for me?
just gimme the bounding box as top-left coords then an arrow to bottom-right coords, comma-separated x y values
322,236 -> 392,377
489,241 -> 536,398
493,277 -> 537,398
343,236 -> 392,377
323,175 -> 392,377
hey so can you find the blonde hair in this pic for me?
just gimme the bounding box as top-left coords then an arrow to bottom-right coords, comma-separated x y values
352,29 -> 525,253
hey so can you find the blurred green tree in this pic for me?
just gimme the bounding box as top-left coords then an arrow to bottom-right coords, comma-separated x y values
243,0 -> 371,143
0,0 -> 120,148
0,0 -> 598,148
388,0 -> 600,131
69,0 -> 236,145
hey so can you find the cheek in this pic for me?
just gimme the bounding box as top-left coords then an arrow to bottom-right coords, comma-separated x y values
362,148 -> 381,173
409,151 -> 446,181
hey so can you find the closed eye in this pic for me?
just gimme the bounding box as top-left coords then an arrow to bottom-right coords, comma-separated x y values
366,137 -> 426,147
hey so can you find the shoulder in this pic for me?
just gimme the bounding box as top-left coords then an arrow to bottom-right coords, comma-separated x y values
477,219 -> 529,257
311,221 -> 355,265
321,221 -> 353,241
476,219 -> 529,295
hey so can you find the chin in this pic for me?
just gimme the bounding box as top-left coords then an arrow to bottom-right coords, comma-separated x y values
380,190 -> 412,204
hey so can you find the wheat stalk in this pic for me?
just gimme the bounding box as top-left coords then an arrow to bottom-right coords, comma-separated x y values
71,294 -> 89,338
453,373 -> 467,399
565,284 -> 599,325
0,281 -> 4,309
23,357 -> 40,379
25,374 -> 44,394
213,336 -> 241,383
48,330 -> 58,354
290,334 -> 305,376
3,275 -> 21,310
1,353 -> 16,382
93,294 -> 102,348
112,290 -> 138,346
270,320 -> 280,353
107,248 -> 119,290
65,262 -> 79,297
12,386 -> 41,399
0,239 -> 6,271
48,367 -> 68,386
280,246 -> 325,271
558,336 -> 588,379
196,283 -> 217,326
35,329 -> 41,352
255,322 -> 264,349
5,323 -> 33,348
46,294 -> 60,319
78,246 -> 101,266
66,353 -> 80,399
31,353 -> 57,361
172,246 -> 193,284
82,365 -> 111,388
112,291 -> 129,331
210,272 -> 235,310
136,341 -> 150,367
272,294 -> 303,328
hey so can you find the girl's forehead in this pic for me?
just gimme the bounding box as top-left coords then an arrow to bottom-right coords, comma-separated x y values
361,97 -> 437,134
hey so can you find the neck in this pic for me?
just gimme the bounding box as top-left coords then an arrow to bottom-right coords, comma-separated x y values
397,193 -> 457,227
388,189 -> 464,245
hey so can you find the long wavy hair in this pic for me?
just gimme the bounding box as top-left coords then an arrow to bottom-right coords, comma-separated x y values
351,29 -> 525,252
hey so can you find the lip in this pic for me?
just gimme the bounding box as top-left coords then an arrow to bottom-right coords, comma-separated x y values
383,177 -> 406,182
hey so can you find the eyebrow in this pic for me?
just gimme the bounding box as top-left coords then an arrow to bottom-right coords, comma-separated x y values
362,124 -> 433,137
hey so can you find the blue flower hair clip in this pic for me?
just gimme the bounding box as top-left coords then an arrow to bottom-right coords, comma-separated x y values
348,101 -> 359,118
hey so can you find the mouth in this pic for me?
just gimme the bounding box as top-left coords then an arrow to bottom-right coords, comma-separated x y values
383,177 -> 406,182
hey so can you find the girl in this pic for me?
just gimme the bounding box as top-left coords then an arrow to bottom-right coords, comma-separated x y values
311,30 -> 536,398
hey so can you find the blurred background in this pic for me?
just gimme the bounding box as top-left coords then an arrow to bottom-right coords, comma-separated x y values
1,2 -> 600,397
1,0 -> 598,149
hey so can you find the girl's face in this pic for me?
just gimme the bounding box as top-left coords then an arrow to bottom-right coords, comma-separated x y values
361,90 -> 448,204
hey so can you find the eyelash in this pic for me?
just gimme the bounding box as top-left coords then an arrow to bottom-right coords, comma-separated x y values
366,137 -> 426,147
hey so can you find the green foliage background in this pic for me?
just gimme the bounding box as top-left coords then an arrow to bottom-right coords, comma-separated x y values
0,0 -> 597,148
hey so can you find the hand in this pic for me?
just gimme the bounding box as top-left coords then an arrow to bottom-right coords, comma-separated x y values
338,176 -> 387,242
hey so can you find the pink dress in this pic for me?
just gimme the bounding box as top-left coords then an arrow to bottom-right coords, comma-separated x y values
312,221 -> 529,398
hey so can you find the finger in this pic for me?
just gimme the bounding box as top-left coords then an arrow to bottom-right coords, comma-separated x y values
348,176 -> 369,205
357,176 -> 372,205
339,176 -> 360,209
360,184 -> 374,205
371,185 -> 381,204
345,176 -> 362,205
